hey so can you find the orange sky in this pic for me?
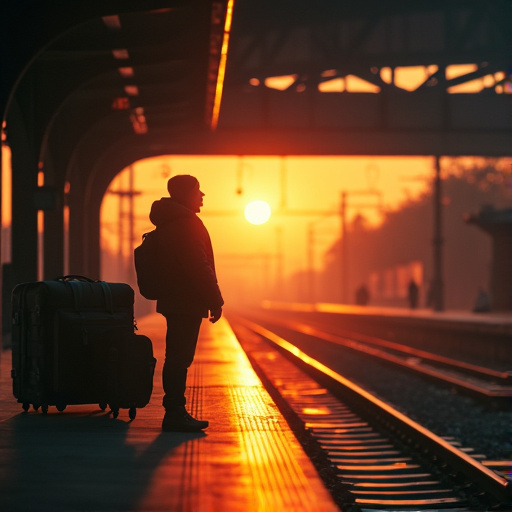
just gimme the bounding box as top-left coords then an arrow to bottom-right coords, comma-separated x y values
101,155 -> 434,302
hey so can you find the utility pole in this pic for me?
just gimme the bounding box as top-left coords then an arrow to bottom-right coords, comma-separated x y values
275,226 -> 283,299
432,156 -> 444,311
339,189 -> 381,304
340,191 -> 347,303
307,223 -> 314,301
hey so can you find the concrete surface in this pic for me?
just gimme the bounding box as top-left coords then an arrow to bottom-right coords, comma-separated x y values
0,312 -> 339,512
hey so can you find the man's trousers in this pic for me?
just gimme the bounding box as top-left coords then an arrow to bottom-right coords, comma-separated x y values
162,314 -> 203,409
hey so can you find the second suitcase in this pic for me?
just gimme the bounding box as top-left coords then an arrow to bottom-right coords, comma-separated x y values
107,331 -> 157,419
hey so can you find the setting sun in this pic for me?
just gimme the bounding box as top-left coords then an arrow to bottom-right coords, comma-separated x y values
100,155 -> 435,313
244,200 -> 271,225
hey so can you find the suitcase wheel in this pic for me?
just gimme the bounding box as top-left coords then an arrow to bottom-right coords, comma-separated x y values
56,403 -> 67,412
22,403 -> 30,412
129,408 -> 136,420
111,408 -> 119,419
99,403 -> 107,411
41,405 -> 48,415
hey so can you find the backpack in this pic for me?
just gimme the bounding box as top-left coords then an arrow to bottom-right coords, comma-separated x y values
133,230 -> 164,300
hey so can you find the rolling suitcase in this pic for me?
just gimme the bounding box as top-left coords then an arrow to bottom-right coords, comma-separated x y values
11,275 -> 154,417
107,331 -> 156,419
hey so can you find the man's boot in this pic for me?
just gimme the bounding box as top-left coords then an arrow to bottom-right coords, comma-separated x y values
162,406 -> 209,432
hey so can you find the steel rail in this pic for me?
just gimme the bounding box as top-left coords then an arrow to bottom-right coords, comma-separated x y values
290,319 -> 512,383
231,315 -> 511,505
250,314 -> 512,400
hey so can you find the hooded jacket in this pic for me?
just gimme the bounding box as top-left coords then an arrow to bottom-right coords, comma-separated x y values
149,197 -> 224,317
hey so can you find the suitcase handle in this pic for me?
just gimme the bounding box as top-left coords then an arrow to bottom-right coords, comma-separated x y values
57,275 -> 96,283
63,279 -> 114,314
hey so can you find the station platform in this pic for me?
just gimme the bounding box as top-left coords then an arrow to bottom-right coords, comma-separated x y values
0,313 -> 339,512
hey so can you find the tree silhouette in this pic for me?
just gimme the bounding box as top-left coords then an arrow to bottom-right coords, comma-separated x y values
318,159 -> 512,309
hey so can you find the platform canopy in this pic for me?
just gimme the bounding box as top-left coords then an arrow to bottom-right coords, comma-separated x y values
1,1 -> 233,166
0,0 -> 234,284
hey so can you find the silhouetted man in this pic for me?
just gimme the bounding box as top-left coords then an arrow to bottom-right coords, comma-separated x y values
408,279 -> 419,309
149,175 -> 223,432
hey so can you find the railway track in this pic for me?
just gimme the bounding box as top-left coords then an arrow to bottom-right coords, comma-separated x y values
239,311 -> 512,403
228,313 -> 512,511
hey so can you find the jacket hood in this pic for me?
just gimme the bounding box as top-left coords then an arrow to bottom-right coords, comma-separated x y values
149,197 -> 196,227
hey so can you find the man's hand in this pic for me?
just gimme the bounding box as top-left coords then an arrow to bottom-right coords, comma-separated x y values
209,307 -> 223,323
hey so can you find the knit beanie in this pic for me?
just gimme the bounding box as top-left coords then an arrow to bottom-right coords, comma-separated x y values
167,175 -> 199,199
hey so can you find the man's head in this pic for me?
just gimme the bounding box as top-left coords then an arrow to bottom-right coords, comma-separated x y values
167,174 -> 204,213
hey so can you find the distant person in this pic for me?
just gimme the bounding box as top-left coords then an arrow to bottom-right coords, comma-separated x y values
355,284 -> 369,306
407,279 -> 419,309
149,175 -> 224,432
473,287 -> 491,313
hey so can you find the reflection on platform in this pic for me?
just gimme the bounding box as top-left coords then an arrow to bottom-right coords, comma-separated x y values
0,314 -> 339,512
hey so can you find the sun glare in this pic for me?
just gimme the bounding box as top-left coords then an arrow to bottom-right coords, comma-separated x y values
244,200 -> 271,225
